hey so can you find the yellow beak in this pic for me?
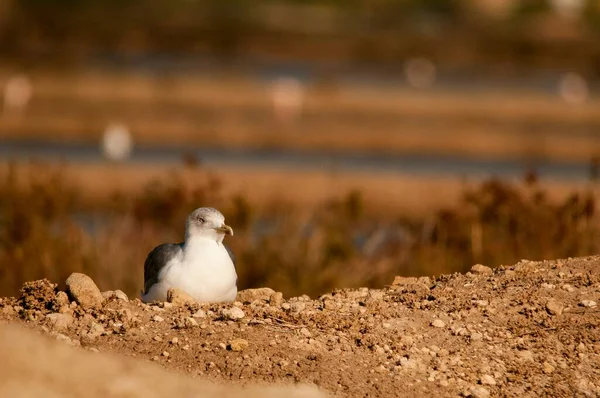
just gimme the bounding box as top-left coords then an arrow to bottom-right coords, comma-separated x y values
215,223 -> 234,236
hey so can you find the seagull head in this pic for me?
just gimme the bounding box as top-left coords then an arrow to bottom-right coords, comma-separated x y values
185,207 -> 233,242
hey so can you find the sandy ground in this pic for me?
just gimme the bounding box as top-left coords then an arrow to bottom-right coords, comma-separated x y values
1,256 -> 599,397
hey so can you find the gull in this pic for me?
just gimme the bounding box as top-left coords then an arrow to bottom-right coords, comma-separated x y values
141,207 -> 237,303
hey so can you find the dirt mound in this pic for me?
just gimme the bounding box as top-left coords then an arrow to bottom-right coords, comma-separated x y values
0,324 -> 323,398
1,256 -> 600,397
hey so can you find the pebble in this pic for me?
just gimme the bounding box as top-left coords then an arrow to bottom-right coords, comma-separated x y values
480,374 -> 496,385
229,338 -> 249,352
87,322 -> 105,339
167,288 -> 197,306
471,386 -> 490,398
152,315 -> 164,322
221,307 -> 245,320
45,313 -> 73,331
192,309 -> 207,318
162,351 -> 170,357
470,264 -> 493,275
431,319 -> 446,328
561,284 -> 575,292
101,290 -> 129,302
65,273 -> 104,310
518,350 -> 534,362
543,362 -> 555,374
580,300 -> 597,308
545,299 -> 563,316
236,288 -> 276,303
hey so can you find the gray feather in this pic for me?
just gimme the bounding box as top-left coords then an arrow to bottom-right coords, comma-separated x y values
143,243 -> 183,294
224,245 -> 236,265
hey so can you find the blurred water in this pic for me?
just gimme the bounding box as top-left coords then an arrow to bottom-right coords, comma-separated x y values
1,140 -> 592,181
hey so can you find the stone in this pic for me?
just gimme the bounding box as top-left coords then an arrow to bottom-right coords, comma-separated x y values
152,315 -> 164,322
65,273 -> 104,310
580,300 -> 597,308
228,338 -> 249,352
545,299 -> 563,316
54,291 -> 70,310
470,264 -> 492,275
518,350 -> 534,362
167,288 -> 197,306
221,307 -> 245,320
270,292 -> 284,307
102,290 -> 129,302
192,309 -> 207,318
543,362 -> 555,374
471,386 -> 490,398
431,319 -> 446,328
87,322 -> 105,339
45,313 -> 73,332
236,288 -> 276,303
392,276 -> 419,286
480,374 -> 496,385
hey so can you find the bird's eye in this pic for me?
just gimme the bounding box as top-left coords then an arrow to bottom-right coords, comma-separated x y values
197,217 -> 205,223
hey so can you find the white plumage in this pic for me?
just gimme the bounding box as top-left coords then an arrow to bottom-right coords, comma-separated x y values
141,208 -> 237,303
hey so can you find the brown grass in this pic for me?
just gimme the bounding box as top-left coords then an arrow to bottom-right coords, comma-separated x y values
1,160 -> 599,300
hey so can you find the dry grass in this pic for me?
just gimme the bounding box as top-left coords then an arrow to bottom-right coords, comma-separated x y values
1,161 -> 599,300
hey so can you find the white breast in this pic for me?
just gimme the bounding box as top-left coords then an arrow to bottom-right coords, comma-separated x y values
143,238 -> 237,303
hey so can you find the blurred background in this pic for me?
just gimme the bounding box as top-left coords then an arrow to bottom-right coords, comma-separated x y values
1,0 -> 600,298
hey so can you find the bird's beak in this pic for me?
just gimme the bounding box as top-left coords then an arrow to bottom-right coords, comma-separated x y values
215,223 -> 234,236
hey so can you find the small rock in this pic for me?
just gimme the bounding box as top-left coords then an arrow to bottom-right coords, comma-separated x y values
471,386 -> 490,398
543,362 -> 555,374
113,290 -> 129,301
470,332 -> 483,341
54,333 -> 72,344
87,322 -> 105,339
228,338 -> 249,352
290,302 -> 306,313
392,276 -> 419,286
170,337 -> 179,345
54,291 -> 70,309
541,283 -> 555,289
192,309 -> 207,318
152,315 -> 164,322
269,292 -> 284,307
518,350 -> 534,362
2,306 -> 15,316
431,319 -> 446,328
236,288 -> 276,303
221,307 -> 245,320
545,299 -> 563,316
183,317 -> 198,328
470,264 -> 492,275
299,328 -> 312,338
580,300 -> 597,308
162,351 -> 170,357
561,284 -> 575,292
65,273 -> 104,310
167,288 -> 197,306
45,313 -> 74,331
480,374 -> 496,385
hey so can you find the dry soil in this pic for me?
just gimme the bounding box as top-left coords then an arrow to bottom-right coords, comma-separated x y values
1,256 -> 600,397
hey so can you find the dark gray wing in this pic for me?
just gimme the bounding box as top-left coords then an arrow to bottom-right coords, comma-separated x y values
224,244 -> 236,265
143,243 -> 183,294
